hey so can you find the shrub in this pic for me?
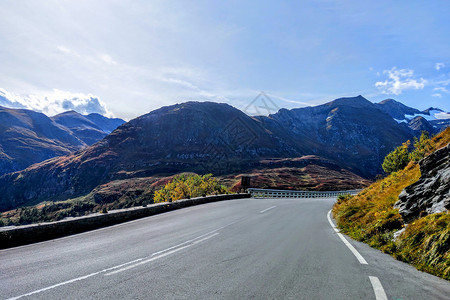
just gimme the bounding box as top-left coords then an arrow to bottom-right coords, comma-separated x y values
382,141 -> 411,174
409,131 -> 435,163
154,173 -> 229,203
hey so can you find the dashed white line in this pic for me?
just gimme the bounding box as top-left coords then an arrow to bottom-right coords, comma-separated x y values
105,232 -> 219,276
327,210 -> 368,265
260,206 -> 277,213
369,276 -> 388,300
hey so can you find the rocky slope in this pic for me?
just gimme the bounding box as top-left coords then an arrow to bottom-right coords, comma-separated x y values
395,142 -> 450,222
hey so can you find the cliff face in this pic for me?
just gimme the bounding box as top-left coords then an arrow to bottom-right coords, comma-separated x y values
395,143 -> 450,222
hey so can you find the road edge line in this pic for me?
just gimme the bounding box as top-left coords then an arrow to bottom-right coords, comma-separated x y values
327,210 -> 368,265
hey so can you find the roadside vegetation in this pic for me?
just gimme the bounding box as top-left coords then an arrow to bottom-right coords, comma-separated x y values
1,173 -> 228,226
333,128 -> 450,280
153,173 -> 229,203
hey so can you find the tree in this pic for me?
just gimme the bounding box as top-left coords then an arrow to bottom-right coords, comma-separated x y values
409,131 -> 435,163
382,141 -> 411,174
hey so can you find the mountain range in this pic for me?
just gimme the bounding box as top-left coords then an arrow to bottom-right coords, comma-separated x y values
375,99 -> 450,134
0,96 -> 448,212
0,106 -> 124,175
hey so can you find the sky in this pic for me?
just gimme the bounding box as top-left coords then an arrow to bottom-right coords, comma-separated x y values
0,0 -> 449,120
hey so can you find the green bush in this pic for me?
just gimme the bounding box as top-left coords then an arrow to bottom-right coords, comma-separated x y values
410,131 -> 435,162
154,173 -> 229,203
382,141 -> 410,174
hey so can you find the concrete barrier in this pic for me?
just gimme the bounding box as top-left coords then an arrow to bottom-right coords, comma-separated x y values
0,193 -> 250,249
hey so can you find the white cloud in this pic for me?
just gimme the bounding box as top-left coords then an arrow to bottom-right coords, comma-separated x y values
435,62 -> 445,70
433,86 -> 449,94
375,67 -> 426,95
57,45 -> 72,54
99,54 -> 117,65
0,88 -> 112,117
432,93 -> 442,98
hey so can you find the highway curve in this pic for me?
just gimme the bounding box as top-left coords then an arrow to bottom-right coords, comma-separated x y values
1,198 -> 449,299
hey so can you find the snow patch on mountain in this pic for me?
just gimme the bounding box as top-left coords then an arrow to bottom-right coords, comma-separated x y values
397,110 -> 450,123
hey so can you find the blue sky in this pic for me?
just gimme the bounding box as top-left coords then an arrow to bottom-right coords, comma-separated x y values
0,0 -> 449,120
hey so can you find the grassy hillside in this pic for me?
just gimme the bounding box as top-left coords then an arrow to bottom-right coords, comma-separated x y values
333,127 -> 450,280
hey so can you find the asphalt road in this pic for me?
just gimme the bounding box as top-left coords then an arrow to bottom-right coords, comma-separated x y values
1,197 -> 449,299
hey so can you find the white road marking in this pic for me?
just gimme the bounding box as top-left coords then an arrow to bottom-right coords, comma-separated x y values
6,258 -> 145,300
369,276 -> 388,300
260,206 -> 277,213
105,233 -> 219,276
327,210 -> 368,265
6,221 -> 233,300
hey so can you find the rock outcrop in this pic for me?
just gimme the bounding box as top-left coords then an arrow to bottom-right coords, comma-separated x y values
395,143 -> 450,222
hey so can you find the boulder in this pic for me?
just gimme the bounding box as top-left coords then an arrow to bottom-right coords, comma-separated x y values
395,143 -> 450,222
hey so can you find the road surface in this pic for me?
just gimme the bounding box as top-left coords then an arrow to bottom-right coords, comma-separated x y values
1,197 -> 449,299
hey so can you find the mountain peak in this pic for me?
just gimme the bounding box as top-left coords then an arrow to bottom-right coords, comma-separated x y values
422,107 -> 444,114
375,98 -> 422,120
53,110 -> 80,117
136,101 -> 244,123
326,95 -> 373,108
378,98 -> 397,105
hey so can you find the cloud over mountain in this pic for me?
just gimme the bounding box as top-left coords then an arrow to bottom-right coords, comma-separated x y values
0,88 -> 112,117
375,67 -> 426,95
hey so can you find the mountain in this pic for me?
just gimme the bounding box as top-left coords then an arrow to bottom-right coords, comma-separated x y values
0,106 -> 125,176
375,98 -> 422,121
0,98 -> 413,211
0,102 -> 296,210
406,116 -> 437,135
376,99 -> 450,135
51,111 -> 125,145
260,96 -> 413,178
51,111 -> 107,145
0,106 -> 86,175
84,113 -> 125,134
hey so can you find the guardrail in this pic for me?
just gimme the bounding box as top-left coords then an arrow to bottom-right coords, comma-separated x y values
248,188 -> 362,198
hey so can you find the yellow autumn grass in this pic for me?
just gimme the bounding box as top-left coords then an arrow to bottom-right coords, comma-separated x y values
333,127 -> 450,279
